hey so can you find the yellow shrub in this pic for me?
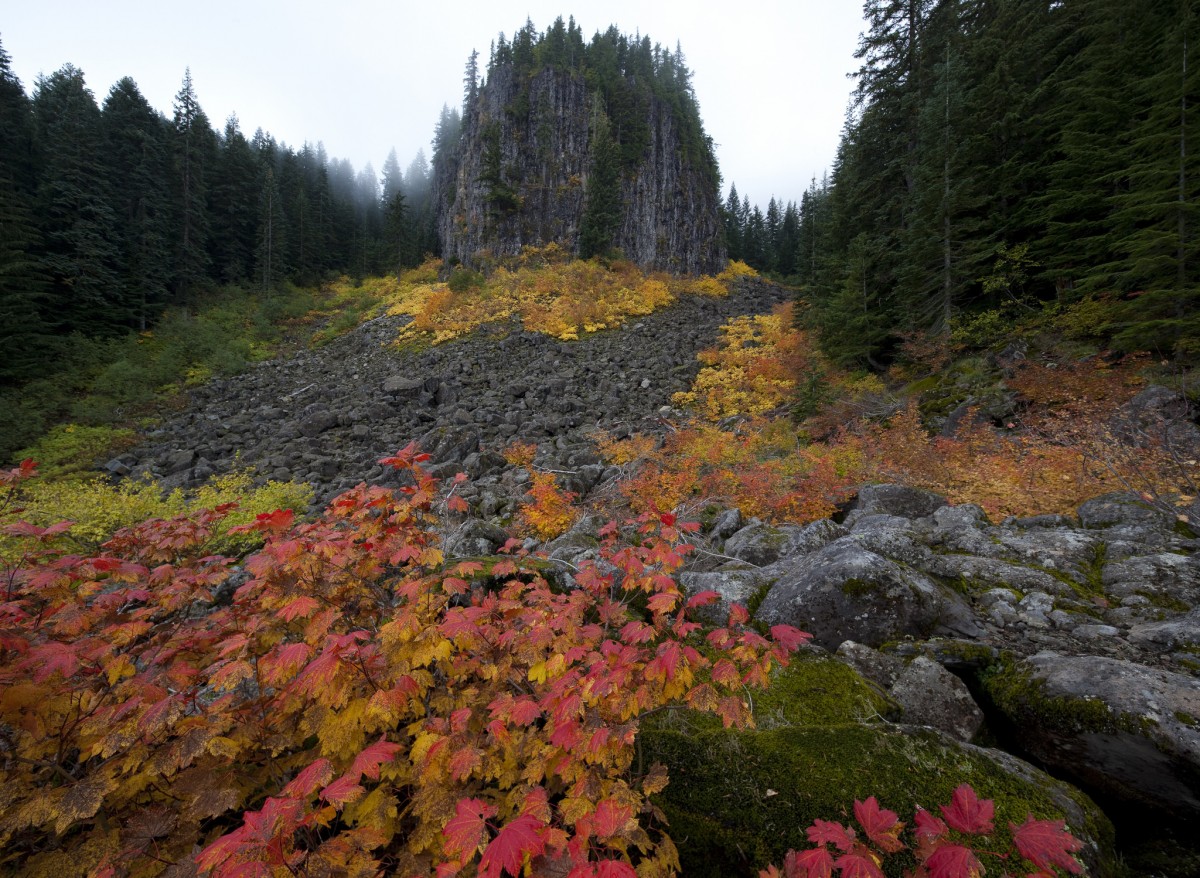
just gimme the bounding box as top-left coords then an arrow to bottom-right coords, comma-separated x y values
7,469 -> 312,557
386,256 -> 728,347
717,260 -> 759,282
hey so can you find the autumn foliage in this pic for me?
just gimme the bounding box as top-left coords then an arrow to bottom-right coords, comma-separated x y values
0,450 -> 806,877
761,784 -> 1083,878
382,247 -> 737,345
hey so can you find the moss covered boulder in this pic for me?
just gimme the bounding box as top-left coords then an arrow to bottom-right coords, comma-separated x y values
642,654 -> 1115,877
985,651 -> 1200,818
753,539 -> 982,650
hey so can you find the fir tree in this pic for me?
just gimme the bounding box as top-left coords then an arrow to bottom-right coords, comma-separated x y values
578,106 -> 622,259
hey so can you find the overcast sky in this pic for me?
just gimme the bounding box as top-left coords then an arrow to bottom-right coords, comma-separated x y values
4,1 -> 866,206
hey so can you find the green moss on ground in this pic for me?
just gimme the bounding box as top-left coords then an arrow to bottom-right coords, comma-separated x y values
641,653 -> 1115,876
643,723 -> 1112,877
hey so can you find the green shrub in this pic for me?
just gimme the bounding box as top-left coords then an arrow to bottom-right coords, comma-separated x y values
15,424 -> 138,480
6,468 -> 313,556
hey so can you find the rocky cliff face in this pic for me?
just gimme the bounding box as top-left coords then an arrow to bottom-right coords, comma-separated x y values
435,64 -> 725,274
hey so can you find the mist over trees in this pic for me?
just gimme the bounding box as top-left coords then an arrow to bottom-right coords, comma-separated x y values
0,36 -> 436,385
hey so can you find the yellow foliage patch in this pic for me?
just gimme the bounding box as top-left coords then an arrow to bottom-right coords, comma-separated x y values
5,469 -> 312,558
380,250 -> 736,346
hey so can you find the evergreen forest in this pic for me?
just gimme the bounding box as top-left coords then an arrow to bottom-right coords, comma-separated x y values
724,0 -> 1198,367
0,40 -> 439,385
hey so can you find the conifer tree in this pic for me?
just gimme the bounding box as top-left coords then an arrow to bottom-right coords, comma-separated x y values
31,64 -> 124,332
209,115 -> 259,284
101,76 -> 172,329
578,107 -> 622,259
0,36 -> 53,381
170,68 -> 216,302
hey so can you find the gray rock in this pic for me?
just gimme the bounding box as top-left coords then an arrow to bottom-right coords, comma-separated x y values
850,483 -> 947,521
991,528 -> 1102,582
755,538 -> 983,651
1128,610 -> 1200,651
163,449 -> 196,474
836,640 -> 904,688
708,507 -> 743,542
1075,623 -> 1122,640
993,651 -> 1200,817
103,456 -> 132,477
444,519 -> 509,557
930,554 -> 1074,597
723,518 -> 847,567
932,503 -> 989,530
382,376 -> 423,395
1078,492 -> 1173,530
889,655 -> 985,742
542,515 -> 604,569
417,425 -> 480,464
298,407 -> 338,437
680,569 -> 765,625
1102,552 -> 1200,604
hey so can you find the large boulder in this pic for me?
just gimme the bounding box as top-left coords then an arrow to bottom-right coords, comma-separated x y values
836,642 -> 984,742
722,518 -> 846,567
679,569 -> 764,626
1078,492 -> 1173,530
848,483 -> 947,521
754,538 -> 983,650
987,652 -> 1200,818
641,656 -> 1113,877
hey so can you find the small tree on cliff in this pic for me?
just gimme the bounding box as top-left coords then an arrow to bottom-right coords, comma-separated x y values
579,104 -> 621,259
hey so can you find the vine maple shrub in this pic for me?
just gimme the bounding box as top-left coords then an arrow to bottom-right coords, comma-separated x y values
0,449 -> 807,877
760,784 -> 1084,878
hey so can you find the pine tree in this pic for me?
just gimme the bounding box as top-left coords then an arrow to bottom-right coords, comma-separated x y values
209,115 -> 259,284
31,64 -> 124,333
578,106 -> 621,259
724,183 -> 743,261
101,76 -> 172,330
380,148 -> 403,204
0,36 -> 53,382
171,68 -> 216,302
255,164 -> 286,292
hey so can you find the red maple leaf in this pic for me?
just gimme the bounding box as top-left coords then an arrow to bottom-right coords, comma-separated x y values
281,758 -> 334,798
590,798 -> 632,838
478,814 -> 545,878
806,819 -> 855,851
1010,816 -> 1084,874
784,846 -> 834,878
769,624 -> 812,653
686,590 -> 721,608
350,736 -> 403,780
923,844 -> 984,878
276,595 -> 320,622
319,775 -> 364,806
854,797 -> 904,853
940,785 -> 994,835
595,861 -> 637,878
914,808 -> 948,841
443,798 -> 496,858
832,851 -> 884,878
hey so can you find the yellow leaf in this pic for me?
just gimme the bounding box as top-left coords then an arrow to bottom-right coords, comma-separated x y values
207,736 -> 240,758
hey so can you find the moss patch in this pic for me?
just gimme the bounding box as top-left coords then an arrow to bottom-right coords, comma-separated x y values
839,577 -> 878,598
642,723 -> 1113,877
983,656 -> 1156,738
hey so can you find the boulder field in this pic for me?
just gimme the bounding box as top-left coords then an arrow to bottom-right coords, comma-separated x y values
116,279 -> 1200,874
